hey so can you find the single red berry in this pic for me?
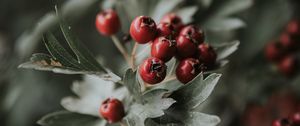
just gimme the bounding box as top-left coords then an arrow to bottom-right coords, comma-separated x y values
272,119 -> 292,126
157,22 -> 176,37
277,55 -> 297,76
198,43 -> 217,68
99,98 -> 125,123
130,16 -> 157,44
176,35 -> 198,59
176,58 -> 201,84
160,13 -> 184,32
151,36 -> 176,62
265,42 -> 285,62
289,112 -> 300,125
279,33 -> 299,49
95,9 -> 121,36
139,57 -> 167,84
286,20 -> 300,35
180,25 -> 205,44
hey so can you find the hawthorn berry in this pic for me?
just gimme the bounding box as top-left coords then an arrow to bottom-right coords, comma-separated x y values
151,36 -> 176,62
176,58 -> 201,84
99,98 -> 125,123
198,43 -> 217,68
277,55 -> 297,76
289,112 -> 300,125
272,119 -> 292,126
160,13 -> 184,32
157,22 -> 176,37
265,42 -> 285,62
176,35 -> 198,59
280,33 -> 299,49
139,57 -> 167,84
180,25 -> 205,44
95,9 -> 121,36
286,20 -> 300,35
130,16 -> 157,44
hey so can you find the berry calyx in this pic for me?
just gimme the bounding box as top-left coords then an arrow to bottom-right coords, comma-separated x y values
139,57 -> 167,84
157,22 -> 176,38
151,36 -> 176,62
99,98 -> 125,123
160,13 -> 184,32
180,25 -> 205,44
95,9 -> 121,36
176,35 -> 198,59
277,55 -> 297,76
265,42 -> 285,62
198,43 -> 217,68
176,58 -> 201,84
130,16 -> 157,44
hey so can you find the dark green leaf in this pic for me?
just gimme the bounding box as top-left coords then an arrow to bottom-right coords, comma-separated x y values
204,18 -> 245,31
214,40 -> 240,61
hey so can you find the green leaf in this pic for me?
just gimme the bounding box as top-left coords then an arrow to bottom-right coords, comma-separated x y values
59,18 -> 106,72
171,73 -> 221,109
197,0 -> 213,8
123,69 -> 142,102
214,0 -> 252,17
175,6 -> 198,24
214,40 -> 240,61
124,89 -> 176,126
61,75 -> 127,116
37,111 -> 104,126
151,0 -> 183,22
204,18 -> 246,31
181,112 -> 220,126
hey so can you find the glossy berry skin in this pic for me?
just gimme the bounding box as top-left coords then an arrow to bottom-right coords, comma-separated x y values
180,25 -> 205,44
198,43 -> 217,67
290,112 -> 300,125
130,16 -> 157,44
160,13 -> 184,32
265,42 -> 285,62
95,9 -> 121,36
272,119 -> 292,126
151,37 -> 176,62
176,35 -> 198,59
176,58 -> 201,84
99,98 -> 125,123
286,20 -> 300,35
157,22 -> 176,37
139,57 -> 167,84
278,55 -> 297,76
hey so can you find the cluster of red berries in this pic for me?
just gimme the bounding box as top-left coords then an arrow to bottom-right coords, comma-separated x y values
272,112 -> 300,126
131,14 -> 217,84
265,19 -> 300,76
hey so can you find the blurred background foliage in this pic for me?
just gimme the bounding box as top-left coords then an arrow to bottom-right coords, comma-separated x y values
0,0 -> 300,126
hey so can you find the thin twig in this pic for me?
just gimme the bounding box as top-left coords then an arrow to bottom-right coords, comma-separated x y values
111,35 -> 131,67
131,43 -> 138,70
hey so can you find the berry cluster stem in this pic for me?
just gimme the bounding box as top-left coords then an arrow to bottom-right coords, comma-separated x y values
131,43 -> 138,70
111,35 -> 131,68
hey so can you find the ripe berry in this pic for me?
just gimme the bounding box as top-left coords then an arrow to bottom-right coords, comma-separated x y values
272,119 -> 292,126
151,36 -> 176,62
157,22 -> 176,37
139,57 -> 167,84
280,33 -> 299,49
180,25 -> 205,44
99,98 -> 125,123
176,58 -> 201,84
95,9 -> 121,36
290,112 -> 300,125
160,13 -> 184,32
176,35 -> 198,59
278,55 -> 297,76
130,16 -> 157,44
286,20 -> 300,35
198,43 -> 217,68
265,42 -> 285,62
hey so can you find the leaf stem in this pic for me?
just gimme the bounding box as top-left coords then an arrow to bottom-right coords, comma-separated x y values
131,43 -> 138,71
111,35 -> 131,67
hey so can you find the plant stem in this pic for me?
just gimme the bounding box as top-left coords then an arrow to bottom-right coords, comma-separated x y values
131,43 -> 138,70
162,75 -> 176,83
111,35 -> 131,67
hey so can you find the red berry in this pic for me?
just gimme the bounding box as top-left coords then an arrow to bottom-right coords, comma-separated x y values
290,112 -> 300,125
95,9 -> 121,36
130,16 -> 157,44
176,58 -> 201,84
176,35 -> 198,59
198,43 -> 217,67
180,25 -> 205,44
272,119 -> 292,126
160,13 -> 184,32
151,37 -> 176,62
277,55 -> 297,76
157,22 -> 176,37
286,20 -> 300,35
265,42 -> 285,62
99,98 -> 125,123
280,33 -> 299,49
139,57 -> 167,84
